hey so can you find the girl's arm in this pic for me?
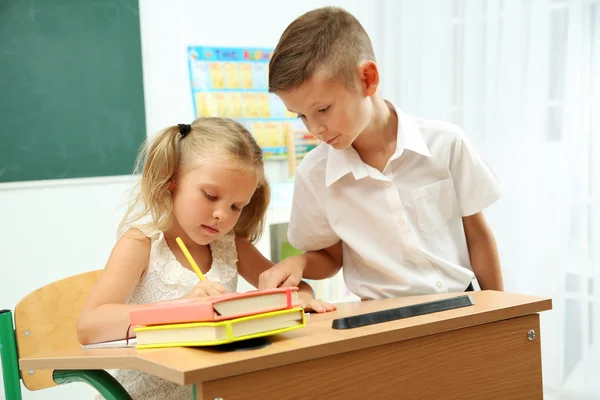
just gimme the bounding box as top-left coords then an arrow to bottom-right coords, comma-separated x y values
77,229 -> 151,344
78,229 -> 226,345
235,237 -> 336,313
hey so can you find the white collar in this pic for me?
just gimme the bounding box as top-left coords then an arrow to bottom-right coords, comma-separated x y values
325,102 -> 431,187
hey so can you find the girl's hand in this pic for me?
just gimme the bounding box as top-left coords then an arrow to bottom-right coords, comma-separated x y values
182,279 -> 227,298
302,299 -> 337,313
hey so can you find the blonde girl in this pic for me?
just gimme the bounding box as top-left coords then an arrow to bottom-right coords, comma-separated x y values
78,117 -> 335,400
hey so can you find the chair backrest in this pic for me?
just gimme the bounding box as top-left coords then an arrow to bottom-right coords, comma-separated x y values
13,270 -> 102,390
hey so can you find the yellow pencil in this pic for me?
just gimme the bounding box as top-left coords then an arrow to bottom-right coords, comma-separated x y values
175,237 -> 206,281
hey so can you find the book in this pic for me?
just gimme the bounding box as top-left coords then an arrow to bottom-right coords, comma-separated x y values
82,337 -> 137,349
129,287 -> 300,326
134,307 -> 305,349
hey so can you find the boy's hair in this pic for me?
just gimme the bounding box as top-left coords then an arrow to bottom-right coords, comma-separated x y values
268,6 -> 375,93
119,117 -> 269,243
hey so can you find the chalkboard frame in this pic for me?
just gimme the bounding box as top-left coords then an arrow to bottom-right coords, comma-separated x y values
0,0 -> 146,183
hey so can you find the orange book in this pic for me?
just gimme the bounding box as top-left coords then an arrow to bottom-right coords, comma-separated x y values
129,287 -> 300,326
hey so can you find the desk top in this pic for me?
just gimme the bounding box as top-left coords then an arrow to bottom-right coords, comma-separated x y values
19,290 -> 551,385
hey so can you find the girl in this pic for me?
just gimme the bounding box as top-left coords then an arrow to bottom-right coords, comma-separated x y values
78,117 -> 335,400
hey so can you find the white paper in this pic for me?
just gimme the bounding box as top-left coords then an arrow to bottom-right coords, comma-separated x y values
82,337 -> 137,349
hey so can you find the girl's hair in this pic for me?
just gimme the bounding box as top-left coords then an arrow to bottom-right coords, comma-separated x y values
119,117 -> 270,243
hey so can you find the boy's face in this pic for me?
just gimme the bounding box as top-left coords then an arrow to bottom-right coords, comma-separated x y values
276,67 -> 375,150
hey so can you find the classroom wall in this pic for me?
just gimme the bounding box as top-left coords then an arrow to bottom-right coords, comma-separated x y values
0,177 -> 134,399
0,1 -> 383,398
139,0 -> 385,137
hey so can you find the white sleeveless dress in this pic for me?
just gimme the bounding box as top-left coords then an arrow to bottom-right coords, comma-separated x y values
97,230 -> 239,400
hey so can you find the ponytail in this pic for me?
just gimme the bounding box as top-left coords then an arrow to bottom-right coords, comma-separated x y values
118,126 -> 181,236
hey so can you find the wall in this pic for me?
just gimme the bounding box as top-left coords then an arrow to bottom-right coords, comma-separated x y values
139,0 -> 385,137
0,1 -> 381,398
0,176 -> 135,399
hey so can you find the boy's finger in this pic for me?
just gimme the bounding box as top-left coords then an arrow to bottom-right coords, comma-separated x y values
263,271 -> 285,289
280,274 -> 299,288
258,270 -> 274,289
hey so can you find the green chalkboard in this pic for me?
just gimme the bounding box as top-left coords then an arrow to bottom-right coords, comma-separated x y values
0,0 -> 146,183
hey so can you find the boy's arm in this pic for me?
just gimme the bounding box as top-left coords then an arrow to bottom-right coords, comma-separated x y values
258,241 -> 343,289
236,237 -> 336,312
301,240 -> 344,279
463,212 -> 504,290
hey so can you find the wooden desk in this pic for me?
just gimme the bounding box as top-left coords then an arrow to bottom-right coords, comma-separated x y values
19,290 -> 551,400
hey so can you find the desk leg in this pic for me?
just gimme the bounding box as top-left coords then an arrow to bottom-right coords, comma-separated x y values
201,314 -> 543,400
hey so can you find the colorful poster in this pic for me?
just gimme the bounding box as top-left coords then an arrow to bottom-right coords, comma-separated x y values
187,46 -> 310,159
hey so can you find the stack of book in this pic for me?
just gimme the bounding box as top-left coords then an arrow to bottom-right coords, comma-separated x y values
126,287 -> 305,349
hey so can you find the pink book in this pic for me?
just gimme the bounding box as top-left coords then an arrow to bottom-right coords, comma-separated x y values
129,287 -> 300,326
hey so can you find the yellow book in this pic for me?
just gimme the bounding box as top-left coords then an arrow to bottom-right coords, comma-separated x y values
133,307 -> 305,349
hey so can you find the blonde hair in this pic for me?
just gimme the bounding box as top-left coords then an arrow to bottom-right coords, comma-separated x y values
119,117 -> 269,243
268,6 -> 375,93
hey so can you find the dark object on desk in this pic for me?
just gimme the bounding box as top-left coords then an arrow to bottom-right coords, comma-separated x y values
212,337 -> 271,352
332,295 -> 475,330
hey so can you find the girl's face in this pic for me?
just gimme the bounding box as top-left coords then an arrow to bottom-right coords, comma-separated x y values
170,157 -> 258,245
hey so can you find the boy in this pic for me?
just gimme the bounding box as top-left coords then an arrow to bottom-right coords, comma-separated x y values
259,7 -> 504,300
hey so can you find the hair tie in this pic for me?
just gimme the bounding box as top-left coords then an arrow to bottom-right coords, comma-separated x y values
178,123 -> 192,138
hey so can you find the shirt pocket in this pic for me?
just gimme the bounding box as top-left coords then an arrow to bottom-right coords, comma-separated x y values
411,178 -> 457,233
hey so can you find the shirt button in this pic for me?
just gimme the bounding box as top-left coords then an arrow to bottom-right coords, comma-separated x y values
397,218 -> 406,227
385,180 -> 393,186
436,281 -> 443,289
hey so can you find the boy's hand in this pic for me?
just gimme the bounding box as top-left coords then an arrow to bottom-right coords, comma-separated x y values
258,255 -> 305,289
182,279 -> 227,298
302,299 -> 337,313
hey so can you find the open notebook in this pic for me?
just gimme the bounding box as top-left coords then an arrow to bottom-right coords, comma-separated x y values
134,307 -> 305,349
82,338 -> 137,349
129,287 -> 300,326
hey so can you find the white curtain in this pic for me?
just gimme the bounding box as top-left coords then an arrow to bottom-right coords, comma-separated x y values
378,0 -> 600,397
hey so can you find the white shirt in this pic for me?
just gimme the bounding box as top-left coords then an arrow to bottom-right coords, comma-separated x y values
288,103 -> 503,300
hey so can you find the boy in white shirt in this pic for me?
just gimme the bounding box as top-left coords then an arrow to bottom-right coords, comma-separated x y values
259,6 -> 504,300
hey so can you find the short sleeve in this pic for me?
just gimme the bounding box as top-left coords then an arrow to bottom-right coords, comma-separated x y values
287,170 -> 339,251
449,132 -> 503,216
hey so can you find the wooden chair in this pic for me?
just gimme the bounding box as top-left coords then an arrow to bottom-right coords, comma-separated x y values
0,270 -> 131,399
